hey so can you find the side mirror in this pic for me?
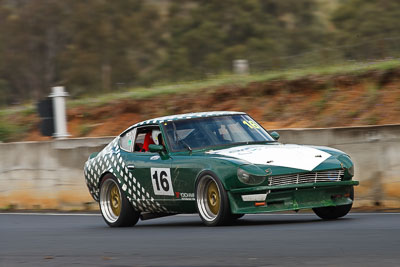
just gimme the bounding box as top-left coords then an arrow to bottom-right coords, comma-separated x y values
270,131 -> 280,140
148,144 -> 164,153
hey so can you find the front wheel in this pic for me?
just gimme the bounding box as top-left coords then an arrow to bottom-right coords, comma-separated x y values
195,173 -> 233,226
312,187 -> 354,220
99,174 -> 140,227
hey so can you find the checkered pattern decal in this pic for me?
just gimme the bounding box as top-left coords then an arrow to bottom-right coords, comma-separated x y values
84,137 -> 168,213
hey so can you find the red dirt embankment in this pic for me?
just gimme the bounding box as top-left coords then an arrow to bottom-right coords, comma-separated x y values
23,68 -> 400,141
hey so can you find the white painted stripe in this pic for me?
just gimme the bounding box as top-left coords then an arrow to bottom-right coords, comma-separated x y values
208,144 -> 331,171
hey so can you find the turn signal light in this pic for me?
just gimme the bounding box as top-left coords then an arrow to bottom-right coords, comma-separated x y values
255,202 -> 266,207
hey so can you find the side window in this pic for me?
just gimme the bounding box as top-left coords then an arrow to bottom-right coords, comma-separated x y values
120,128 -> 136,152
133,126 -> 164,152
134,132 -> 147,152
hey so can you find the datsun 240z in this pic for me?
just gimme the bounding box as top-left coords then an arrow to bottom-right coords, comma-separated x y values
84,111 -> 359,227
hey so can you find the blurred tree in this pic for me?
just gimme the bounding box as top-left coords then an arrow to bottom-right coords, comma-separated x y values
158,0 -> 327,80
61,0 -> 162,95
332,0 -> 400,60
0,0 -> 71,102
0,0 -> 331,104
0,0 -> 162,103
262,0 -> 327,54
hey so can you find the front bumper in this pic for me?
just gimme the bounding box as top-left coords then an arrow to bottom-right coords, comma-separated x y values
228,180 -> 359,214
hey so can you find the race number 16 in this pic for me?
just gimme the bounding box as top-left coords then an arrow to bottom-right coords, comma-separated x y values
150,168 -> 174,196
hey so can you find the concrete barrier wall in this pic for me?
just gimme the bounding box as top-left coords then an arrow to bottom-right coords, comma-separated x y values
0,125 -> 399,210
0,137 -> 113,210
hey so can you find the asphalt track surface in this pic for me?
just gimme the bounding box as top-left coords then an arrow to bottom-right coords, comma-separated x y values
0,212 -> 399,267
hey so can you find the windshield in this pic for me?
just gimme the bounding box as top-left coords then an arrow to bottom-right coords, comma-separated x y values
163,114 -> 275,151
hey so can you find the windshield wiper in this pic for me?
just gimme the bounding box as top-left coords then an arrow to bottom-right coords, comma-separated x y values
172,122 -> 192,153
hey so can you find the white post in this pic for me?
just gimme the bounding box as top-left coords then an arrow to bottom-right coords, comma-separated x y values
233,59 -> 249,75
49,86 -> 70,139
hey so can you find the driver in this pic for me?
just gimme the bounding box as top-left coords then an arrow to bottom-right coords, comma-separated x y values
152,129 -> 165,146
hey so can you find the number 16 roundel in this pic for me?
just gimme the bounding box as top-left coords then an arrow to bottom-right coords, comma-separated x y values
151,168 -> 174,196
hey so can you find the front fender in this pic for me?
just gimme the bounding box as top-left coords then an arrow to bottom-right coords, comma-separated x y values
193,157 -> 245,191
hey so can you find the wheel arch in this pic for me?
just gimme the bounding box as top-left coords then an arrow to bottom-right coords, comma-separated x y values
195,170 -> 225,190
98,170 -> 127,197
194,162 -> 238,191
98,171 -> 113,189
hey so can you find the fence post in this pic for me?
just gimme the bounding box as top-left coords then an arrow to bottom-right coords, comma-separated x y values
233,59 -> 249,75
49,86 -> 70,139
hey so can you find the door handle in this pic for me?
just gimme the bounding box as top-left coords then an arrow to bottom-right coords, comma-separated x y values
127,165 -> 135,169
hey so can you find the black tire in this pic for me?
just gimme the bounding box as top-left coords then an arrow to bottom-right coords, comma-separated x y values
99,174 -> 140,227
312,186 -> 354,220
195,172 -> 233,226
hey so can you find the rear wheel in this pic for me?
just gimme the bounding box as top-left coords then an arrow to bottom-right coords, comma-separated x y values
195,173 -> 233,226
313,186 -> 354,220
99,174 -> 139,227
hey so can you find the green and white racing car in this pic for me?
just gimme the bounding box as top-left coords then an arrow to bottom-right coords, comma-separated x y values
84,111 -> 358,227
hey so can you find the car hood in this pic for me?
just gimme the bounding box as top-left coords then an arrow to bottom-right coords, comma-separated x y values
206,144 -> 337,172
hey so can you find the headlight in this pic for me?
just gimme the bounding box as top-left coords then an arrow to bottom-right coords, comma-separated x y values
237,168 -> 266,185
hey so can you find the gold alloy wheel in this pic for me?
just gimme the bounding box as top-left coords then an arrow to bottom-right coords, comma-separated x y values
100,178 -> 123,223
196,175 -> 222,222
110,184 -> 121,217
207,180 -> 220,215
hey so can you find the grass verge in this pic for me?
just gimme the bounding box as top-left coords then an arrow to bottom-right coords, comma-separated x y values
68,59 -> 400,108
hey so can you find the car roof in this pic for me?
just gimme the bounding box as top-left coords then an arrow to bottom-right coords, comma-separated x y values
121,111 -> 246,135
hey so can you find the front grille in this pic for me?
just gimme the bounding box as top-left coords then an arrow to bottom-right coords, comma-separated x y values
268,169 -> 344,186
